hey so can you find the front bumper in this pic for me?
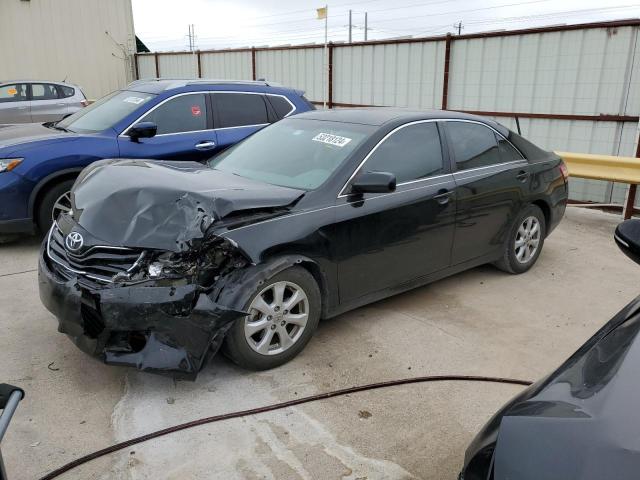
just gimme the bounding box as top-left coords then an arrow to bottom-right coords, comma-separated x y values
38,245 -> 245,379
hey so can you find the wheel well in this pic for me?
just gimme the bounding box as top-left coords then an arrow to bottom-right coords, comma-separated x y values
32,173 -> 78,221
297,260 -> 329,318
531,200 -> 550,235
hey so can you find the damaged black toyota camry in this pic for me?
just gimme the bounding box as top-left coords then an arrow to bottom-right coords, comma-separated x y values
39,109 -> 568,379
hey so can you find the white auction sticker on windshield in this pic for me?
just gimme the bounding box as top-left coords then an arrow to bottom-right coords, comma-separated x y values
312,133 -> 352,147
123,96 -> 146,105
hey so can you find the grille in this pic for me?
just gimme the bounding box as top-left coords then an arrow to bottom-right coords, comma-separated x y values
46,224 -> 144,285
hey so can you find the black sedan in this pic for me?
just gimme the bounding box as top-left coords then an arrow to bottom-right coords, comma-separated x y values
38,109 -> 568,378
460,219 -> 640,480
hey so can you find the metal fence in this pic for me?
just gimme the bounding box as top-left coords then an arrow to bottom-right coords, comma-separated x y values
135,19 -> 640,205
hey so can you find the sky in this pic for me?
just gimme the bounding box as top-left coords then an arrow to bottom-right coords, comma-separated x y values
132,0 -> 640,51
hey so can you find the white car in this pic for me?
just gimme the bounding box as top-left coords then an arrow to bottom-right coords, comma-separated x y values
0,80 -> 88,124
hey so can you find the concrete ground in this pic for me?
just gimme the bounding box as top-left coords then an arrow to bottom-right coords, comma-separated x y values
2,207 -> 638,480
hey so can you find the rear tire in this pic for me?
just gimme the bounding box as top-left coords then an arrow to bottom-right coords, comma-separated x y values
223,266 -> 321,370
494,204 -> 546,274
36,179 -> 75,233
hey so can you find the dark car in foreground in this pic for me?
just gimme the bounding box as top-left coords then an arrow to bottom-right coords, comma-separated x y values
0,79 -> 313,236
38,109 -> 568,378
460,219 -> 640,480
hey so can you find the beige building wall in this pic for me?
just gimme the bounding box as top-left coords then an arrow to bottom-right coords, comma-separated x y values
0,0 -> 136,99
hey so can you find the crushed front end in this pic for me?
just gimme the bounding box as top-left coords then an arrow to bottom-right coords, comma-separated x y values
38,216 -> 248,379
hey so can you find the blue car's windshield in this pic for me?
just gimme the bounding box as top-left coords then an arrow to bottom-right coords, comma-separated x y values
208,118 -> 374,190
57,90 -> 156,134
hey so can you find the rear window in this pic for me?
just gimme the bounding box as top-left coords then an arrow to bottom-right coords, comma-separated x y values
59,85 -> 75,98
268,95 -> 295,118
214,93 -> 268,128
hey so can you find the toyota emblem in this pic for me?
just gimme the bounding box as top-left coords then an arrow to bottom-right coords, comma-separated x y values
65,231 -> 84,252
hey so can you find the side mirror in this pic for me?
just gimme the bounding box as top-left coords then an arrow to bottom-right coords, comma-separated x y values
350,171 -> 397,194
615,219 -> 640,265
128,121 -> 157,142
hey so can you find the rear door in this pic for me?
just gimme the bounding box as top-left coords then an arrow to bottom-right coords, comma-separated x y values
443,120 -> 528,265
29,83 -> 67,122
210,92 -> 271,153
333,121 -> 457,302
0,83 -> 30,123
118,92 -> 217,162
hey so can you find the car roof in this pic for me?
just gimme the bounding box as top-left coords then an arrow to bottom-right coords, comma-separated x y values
293,108 -> 503,127
0,80 -> 78,86
126,78 -> 293,94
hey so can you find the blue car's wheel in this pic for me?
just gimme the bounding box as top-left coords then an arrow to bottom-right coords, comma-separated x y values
37,179 -> 75,233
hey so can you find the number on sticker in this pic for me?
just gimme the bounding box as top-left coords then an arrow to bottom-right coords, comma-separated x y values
312,133 -> 352,147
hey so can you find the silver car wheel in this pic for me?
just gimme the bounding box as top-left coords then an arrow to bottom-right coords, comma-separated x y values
514,216 -> 541,264
51,191 -> 72,222
244,281 -> 309,356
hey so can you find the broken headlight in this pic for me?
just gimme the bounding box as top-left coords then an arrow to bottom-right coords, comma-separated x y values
146,252 -> 198,279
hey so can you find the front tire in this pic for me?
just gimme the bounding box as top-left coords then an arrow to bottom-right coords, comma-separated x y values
494,204 -> 546,274
224,266 -> 321,370
36,179 -> 75,233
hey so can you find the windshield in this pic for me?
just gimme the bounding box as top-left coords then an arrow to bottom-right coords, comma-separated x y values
57,90 -> 156,134
208,118 -> 374,190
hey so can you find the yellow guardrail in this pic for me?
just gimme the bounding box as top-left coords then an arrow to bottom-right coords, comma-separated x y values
555,151 -> 640,184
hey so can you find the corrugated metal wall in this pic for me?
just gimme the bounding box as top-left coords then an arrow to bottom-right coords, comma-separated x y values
256,48 -> 325,104
333,41 -> 445,109
0,0 -> 135,99
201,51 -> 252,80
137,55 -> 156,79
138,20 -> 640,205
158,54 -> 198,78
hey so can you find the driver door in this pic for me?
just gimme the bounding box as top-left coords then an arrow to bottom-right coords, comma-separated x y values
331,121 -> 457,303
118,92 -> 217,162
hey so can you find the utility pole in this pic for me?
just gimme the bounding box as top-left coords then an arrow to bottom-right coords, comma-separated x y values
348,10 -> 352,43
188,24 -> 197,51
454,21 -> 463,35
364,12 -> 368,41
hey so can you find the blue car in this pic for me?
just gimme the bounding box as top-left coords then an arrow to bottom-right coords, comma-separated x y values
0,79 -> 314,235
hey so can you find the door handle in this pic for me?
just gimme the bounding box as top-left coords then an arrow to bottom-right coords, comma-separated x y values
434,189 -> 452,205
516,170 -> 529,182
195,141 -> 216,150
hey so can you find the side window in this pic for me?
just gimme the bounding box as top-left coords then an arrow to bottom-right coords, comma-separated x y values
361,122 -> 444,184
0,84 -> 28,103
140,94 -> 207,135
32,83 -> 60,100
496,133 -> 523,162
447,122 -> 502,171
268,95 -> 295,118
58,85 -> 75,98
214,93 -> 268,128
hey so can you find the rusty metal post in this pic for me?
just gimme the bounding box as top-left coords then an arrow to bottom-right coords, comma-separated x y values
251,48 -> 257,81
624,128 -> 640,219
442,34 -> 452,110
133,54 -> 139,80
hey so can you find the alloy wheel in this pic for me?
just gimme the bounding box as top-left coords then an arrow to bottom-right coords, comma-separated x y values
51,191 -> 72,222
244,281 -> 309,356
514,216 -> 540,264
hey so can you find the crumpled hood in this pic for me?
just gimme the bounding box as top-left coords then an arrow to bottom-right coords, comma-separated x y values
0,122 -> 73,153
70,158 -> 305,252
